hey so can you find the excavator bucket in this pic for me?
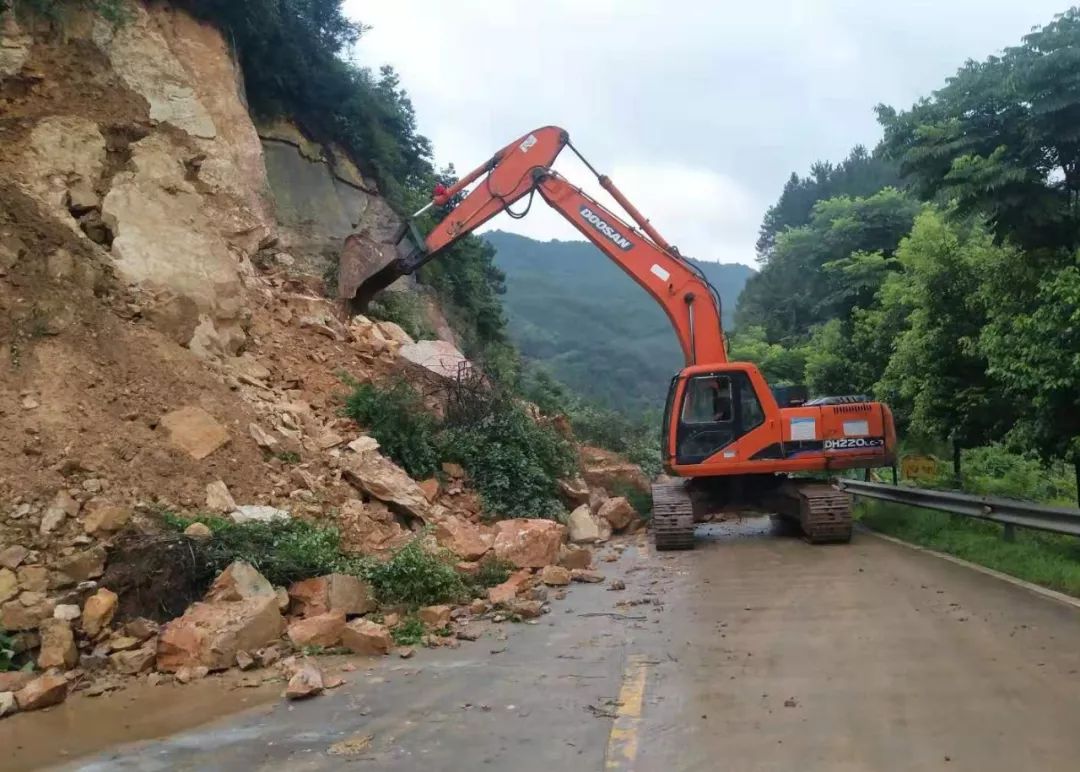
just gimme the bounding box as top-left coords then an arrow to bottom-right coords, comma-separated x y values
341,222 -> 426,311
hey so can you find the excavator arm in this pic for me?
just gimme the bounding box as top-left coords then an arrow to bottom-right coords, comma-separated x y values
380,126 -> 728,366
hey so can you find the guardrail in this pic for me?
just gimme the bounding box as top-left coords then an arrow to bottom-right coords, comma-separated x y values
836,478 -> 1080,540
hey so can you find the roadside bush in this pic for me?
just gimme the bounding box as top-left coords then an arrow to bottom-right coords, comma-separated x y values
365,539 -> 468,608
163,514 -> 367,588
442,397 -> 576,519
344,378 -> 576,519
343,380 -> 441,479
391,616 -> 426,646
471,555 -> 515,589
366,291 -> 435,342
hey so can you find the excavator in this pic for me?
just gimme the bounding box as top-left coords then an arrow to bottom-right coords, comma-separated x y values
357,126 -> 897,549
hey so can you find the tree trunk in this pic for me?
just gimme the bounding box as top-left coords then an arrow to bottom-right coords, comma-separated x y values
952,439 -> 962,486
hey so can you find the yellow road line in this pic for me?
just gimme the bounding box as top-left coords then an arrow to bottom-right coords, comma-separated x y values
605,655 -> 649,770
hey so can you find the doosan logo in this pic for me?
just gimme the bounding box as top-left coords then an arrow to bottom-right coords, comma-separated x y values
580,206 -> 633,250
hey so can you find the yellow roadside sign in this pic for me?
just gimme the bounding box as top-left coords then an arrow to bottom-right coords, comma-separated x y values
901,455 -> 939,481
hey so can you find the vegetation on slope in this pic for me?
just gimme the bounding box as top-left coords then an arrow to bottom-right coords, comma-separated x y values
486,230 -> 753,410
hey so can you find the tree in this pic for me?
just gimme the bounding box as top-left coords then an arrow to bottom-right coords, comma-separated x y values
737,188 -> 919,342
875,209 -> 1017,447
877,9 -> 1080,253
727,326 -> 808,385
756,145 -> 900,260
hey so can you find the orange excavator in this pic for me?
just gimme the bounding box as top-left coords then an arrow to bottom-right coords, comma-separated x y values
359,126 -> 897,548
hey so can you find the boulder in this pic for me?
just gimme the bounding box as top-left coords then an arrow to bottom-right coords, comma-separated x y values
558,545 -> 593,571
540,565 -> 571,587
0,692 -> 16,718
248,422 -> 279,450
434,517 -> 495,561
397,339 -> 469,380
492,519 -> 565,568
285,660 -> 324,700
418,478 -> 440,502
506,600 -> 544,619
375,320 -> 414,346
336,499 -> 411,556
37,619 -> 78,670
287,610 -> 346,648
580,446 -> 650,495
343,453 -> 433,523
55,546 -> 106,581
570,569 -> 606,584
488,569 -> 533,605
205,480 -> 237,513
418,605 -> 451,628
14,672 -> 68,711
40,489 -> 80,534
111,646 -> 156,675
287,574 -> 375,617
557,477 -> 591,508
0,672 -> 35,693
1,599 -> 53,630
160,406 -> 230,460
156,596 -> 284,671
340,619 -> 392,656
598,497 -> 637,531
205,561 -> 275,603
230,505 -> 290,524
184,522 -> 212,540
567,505 -> 604,544
82,501 -> 132,535
53,604 -> 81,622
81,588 -> 118,637
16,564 -> 47,593
0,545 -> 29,570
0,568 -> 15,603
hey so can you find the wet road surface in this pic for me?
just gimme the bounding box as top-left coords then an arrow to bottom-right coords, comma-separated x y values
28,518 -> 1080,771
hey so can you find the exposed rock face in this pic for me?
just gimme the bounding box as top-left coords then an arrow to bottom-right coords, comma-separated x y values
0,12 -> 32,77
492,520 -> 565,568
156,596 -> 284,672
259,120 -> 399,279
18,115 -> 107,222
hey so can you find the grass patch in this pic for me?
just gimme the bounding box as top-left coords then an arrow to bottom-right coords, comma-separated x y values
163,514 -> 368,589
857,500 -> 1080,596
471,555 -> 515,589
365,539 -> 469,609
391,616 -> 426,646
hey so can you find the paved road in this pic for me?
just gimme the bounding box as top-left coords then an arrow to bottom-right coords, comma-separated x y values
46,519 -> 1080,771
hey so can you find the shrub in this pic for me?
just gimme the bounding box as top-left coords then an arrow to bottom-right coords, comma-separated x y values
0,629 -> 20,672
343,380 -> 441,479
365,539 -> 468,609
366,291 -> 435,342
471,555 -> 515,589
441,397 -> 576,519
163,514 -> 367,589
391,616 -> 426,646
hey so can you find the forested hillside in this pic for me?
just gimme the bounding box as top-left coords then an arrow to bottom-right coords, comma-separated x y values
732,7 -> 1080,495
486,231 -> 753,411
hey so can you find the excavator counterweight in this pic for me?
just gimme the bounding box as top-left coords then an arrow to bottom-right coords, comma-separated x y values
356,126 -> 897,548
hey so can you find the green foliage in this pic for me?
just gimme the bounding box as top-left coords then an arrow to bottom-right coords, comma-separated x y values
163,514 -> 366,588
3,0 -> 129,24
756,145 -> 901,259
391,616 -> 426,646
343,380 -> 441,480
487,230 -> 752,410
0,629 -> 18,672
471,555 -> 515,589
727,326 -> 808,385
441,395 -> 576,519
737,189 -> 919,344
365,539 -> 468,609
343,377 -> 574,518
959,445 -> 1078,505
172,0 -> 431,199
366,290 -> 435,343
857,501 -> 1080,597
878,8 -> 1080,253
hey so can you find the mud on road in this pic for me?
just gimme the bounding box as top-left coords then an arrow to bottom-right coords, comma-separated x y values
11,519 -> 1080,771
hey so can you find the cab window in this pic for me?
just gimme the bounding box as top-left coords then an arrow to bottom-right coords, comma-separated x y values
681,376 -> 733,424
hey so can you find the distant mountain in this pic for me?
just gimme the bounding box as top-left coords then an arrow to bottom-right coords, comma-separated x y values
484,231 -> 755,411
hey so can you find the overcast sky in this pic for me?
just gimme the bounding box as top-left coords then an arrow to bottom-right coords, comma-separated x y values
344,0 -> 1068,267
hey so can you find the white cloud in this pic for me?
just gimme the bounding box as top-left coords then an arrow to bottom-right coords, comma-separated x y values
344,0 -> 1066,266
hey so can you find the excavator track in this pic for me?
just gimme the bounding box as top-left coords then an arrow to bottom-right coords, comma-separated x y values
780,481 -> 853,544
651,479 -> 696,550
